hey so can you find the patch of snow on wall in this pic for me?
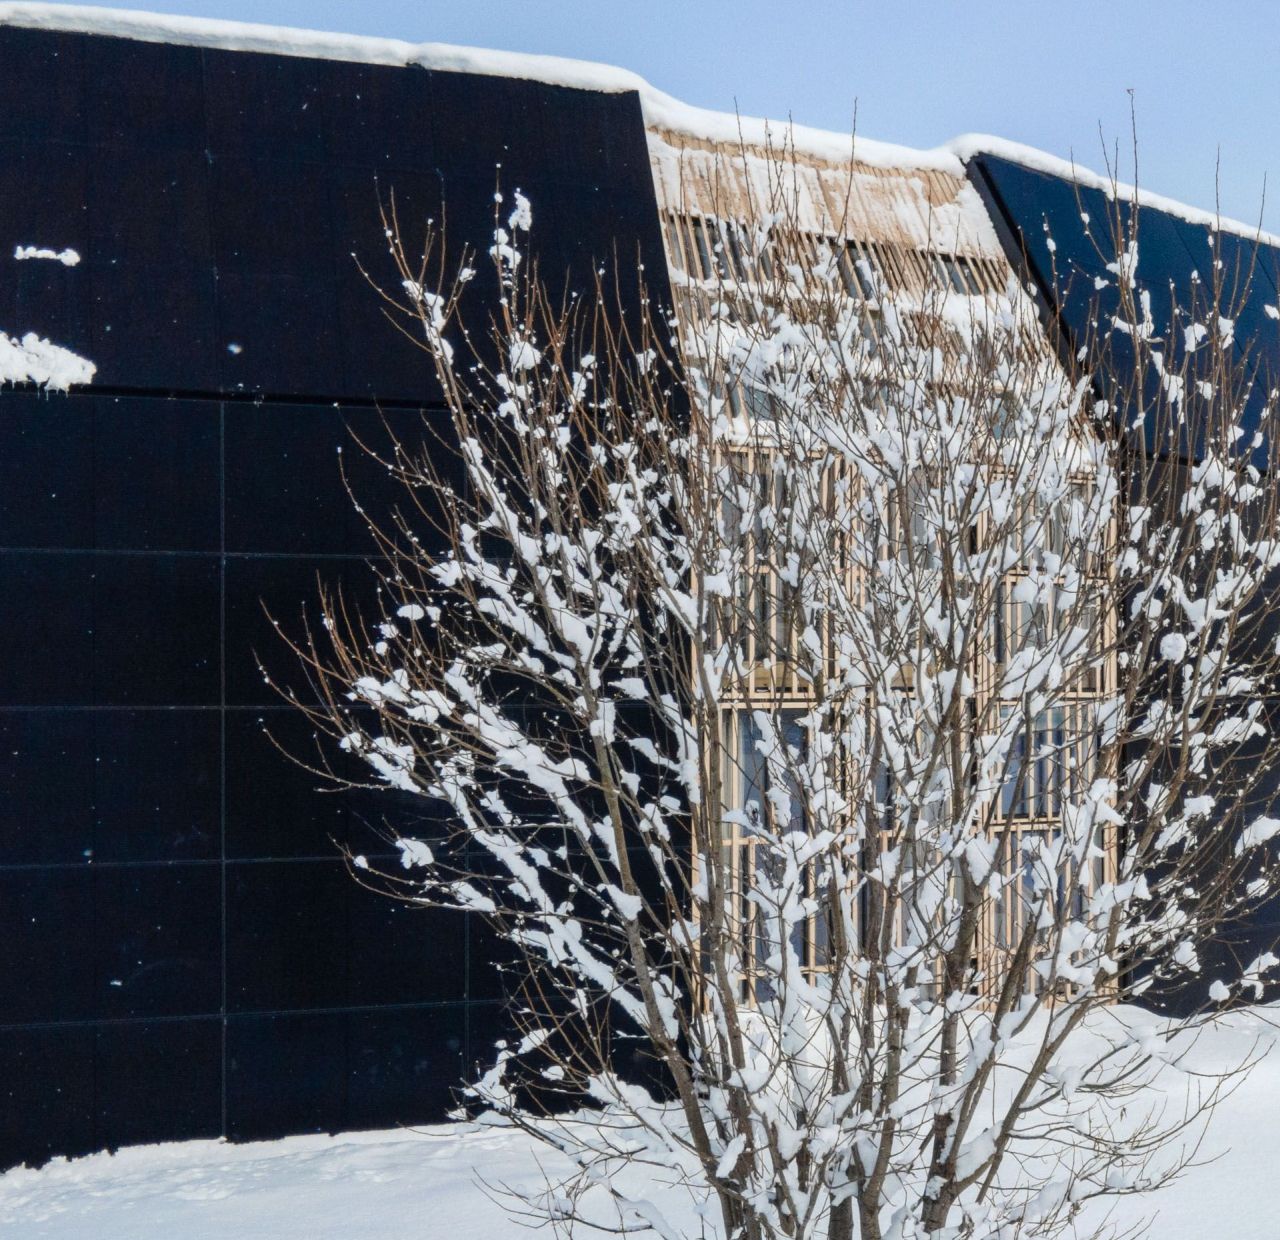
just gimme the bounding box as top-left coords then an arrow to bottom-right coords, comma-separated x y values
14,244 -> 81,266
0,330 -> 96,391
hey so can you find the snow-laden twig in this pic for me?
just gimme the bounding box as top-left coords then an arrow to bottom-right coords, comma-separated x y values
280,157 -> 1280,1240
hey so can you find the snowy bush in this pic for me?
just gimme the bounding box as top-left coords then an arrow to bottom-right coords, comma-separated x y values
281,165 -> 1280,1240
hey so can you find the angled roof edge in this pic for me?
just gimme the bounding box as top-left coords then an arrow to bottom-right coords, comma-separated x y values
956,136 -> 1279,249
1,5 -> 1273,245
0,3 -> 967,173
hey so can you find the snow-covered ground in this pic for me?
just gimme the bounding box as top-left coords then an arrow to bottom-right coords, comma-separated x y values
3,1007 -> 1279,1239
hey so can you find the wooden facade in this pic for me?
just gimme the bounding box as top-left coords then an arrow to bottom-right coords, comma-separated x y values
648,127 -> 1117,999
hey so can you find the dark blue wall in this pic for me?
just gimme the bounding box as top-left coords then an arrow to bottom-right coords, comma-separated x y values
0,26 -> 670,1167
968,153 -> 1280,1008
968,154 -> 1280,454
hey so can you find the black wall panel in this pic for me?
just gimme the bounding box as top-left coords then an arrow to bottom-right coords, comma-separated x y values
0,23 -> 672,1168
0,1026 -> 95,1166
972,153 -> 1280,1011
0,27 -> 661,404
94,1019 -> 222,1149
969,154 -> 1280,457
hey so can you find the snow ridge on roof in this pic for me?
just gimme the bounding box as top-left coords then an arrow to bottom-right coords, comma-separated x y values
0,2 -> 966,172
950,135 -> 1280,248
1,3 -> 1275,245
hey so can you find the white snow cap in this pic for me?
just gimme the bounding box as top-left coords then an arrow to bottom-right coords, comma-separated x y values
0,329 -> 95,390
949,134 -> 1280,246
0,4 -> 1270,240
14,244 -> 80,266
0,4 -> 964,170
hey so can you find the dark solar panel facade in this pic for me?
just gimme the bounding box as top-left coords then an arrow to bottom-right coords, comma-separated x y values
970,153 -> 1280,1008
0,25 -> 670,1168
968,154 -> 1280,457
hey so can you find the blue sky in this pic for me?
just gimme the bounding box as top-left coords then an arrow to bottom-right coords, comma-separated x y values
50,0 -> 1280,231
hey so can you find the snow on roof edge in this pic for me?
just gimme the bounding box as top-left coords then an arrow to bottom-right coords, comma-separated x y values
0,3 -> 965,174
1,5 -> 1274,246
950,134 -> 1280,249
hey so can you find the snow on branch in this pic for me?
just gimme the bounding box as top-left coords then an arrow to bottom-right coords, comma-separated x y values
279,160 -> 1280,1240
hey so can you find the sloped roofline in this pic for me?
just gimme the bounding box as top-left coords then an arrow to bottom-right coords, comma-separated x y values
1,3 -> 1275,245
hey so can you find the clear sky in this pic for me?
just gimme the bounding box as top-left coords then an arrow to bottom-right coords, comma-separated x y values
41,0 -> 1280,231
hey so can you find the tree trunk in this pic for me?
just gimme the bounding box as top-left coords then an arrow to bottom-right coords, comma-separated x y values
922,1186 -> 955,1234
720,1195 -> 764,1240
827,1197 -> 858,1240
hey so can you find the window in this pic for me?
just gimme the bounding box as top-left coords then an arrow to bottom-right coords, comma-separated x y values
719,709 -> 829,997
933,253 -> 985,296
665,213 -> 910,300
994,581 -> 1045,670
885,471 -> 940,570
995,831 -> 1041,949
726,382 -> 785,423
998,705 -> 1097,819
834,239 -> 884,299
712,452 -> 811,681
665,213 -> 772,285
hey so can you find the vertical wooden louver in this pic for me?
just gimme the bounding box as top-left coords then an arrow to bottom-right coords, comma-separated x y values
647,125 -> 1115,1001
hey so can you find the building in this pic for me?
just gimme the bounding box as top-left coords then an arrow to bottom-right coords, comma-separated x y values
648,125 -> 1120,999
1,3 -> 1278,1170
